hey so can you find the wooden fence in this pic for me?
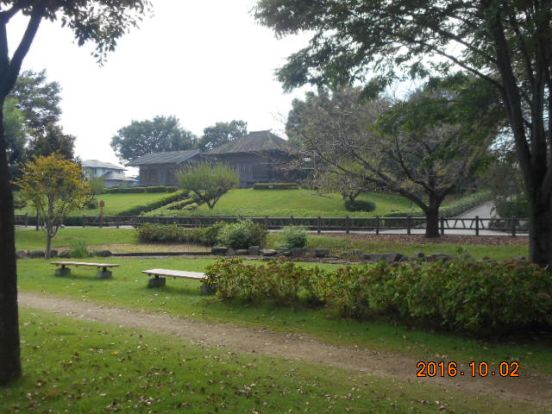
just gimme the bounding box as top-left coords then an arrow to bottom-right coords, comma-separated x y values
15,214 -> 528,236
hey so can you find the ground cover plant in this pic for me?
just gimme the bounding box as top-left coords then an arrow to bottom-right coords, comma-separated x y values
15,256 -> 552,375
1,309 -> 543,414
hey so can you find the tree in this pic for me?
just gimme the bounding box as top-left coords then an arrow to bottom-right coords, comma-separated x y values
0,0 -> 150,387
3,97 -> 26,178
288,84 -> 496,237
27,123 -> 76,160
314,168 -> 369,203
111,115 -> 196,162
17,155 -> 91,259
178,163 -> 239,209
198,120 -> 248,152
256,1 -> 552,265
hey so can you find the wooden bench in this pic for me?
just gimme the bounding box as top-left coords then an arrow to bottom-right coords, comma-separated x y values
51,261 -> 120,279
142,268 -> 213,294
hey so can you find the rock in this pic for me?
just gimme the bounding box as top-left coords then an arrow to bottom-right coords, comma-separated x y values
279,250 -> 292,257
94,250 -> 112,257
236,249 -> 249,256
248,246 -> 260,256
58,250 -> 71,258
427,254 -> 453,262
29,250 -> 45,259
225,248 -> 236,256
260,249 -> 277,257
16,250 -> 28,259
363,253 -> 403,263
211,246 -> 228,255
291,248 -> 308,257
314,248 -> 330,258
49,249 -> 58,258
349,249 -> 364,259
416,252 -> 425,259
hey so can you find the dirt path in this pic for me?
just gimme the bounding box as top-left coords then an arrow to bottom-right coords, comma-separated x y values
19,292 -> 552,407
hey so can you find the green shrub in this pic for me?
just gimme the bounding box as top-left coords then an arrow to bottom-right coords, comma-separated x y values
105,186 -> 178,194
85,199 -> 99,210
495,198 -> 528,218
88,177 -> 106,195
167,198 -> 196,210
253,182 -> 299,190
136,223 -> 223,246
205,258 -> 552,336
281,226 -> 308,249
217,220 -> 267,249
70,240 -> 90,258
344,199 -> 376,212
118,192 -> 186,216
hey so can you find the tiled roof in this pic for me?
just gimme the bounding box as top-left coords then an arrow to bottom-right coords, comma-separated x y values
127,149 -> 201,166
208,130 -> 293,155
82,159 -> 125,170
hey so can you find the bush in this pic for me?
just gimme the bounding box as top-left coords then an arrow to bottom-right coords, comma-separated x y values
88,177 -> 106,195
205,258 -> 552,336
217,220 -> 267,249
281,226 -> 308,249
136,223 -> 224,246
344,199 -> 376,212
253,182 -> 299,190
70,240 -> 90,258
105,186 -> 178,194
495,198 -> 528,218
85,199 -> 99,210
117,191 -> 186,216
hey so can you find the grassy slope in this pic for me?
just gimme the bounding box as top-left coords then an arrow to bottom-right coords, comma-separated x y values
15,192 -> 178,217
1,310 -> 540,414
17,257 -> 551,376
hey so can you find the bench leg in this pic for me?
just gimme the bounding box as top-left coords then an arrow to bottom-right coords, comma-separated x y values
148,276 -> 166,288
200,283 -> 217,295
55,266 -> 71,277
96,268 -> 113,279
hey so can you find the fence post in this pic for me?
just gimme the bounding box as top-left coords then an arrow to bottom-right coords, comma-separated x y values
407,216 -> 412,235
512,217 -> 517,237
440,216 -> 445,236
24,214 -> 28,227
346,215 -> 350,234
317,216 -> 321,234
82,216 -> 85,228
375,216 -> 380,235
475,216 -> 479,237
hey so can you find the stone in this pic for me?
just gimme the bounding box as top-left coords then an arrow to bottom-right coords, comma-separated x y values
211,246 -> 228,255
55,267 -> 71,277
49,249 -> 58,258
96,269 -> 113,279
29,250 -> 45,259
225,248 -> 236,256
248,246 -> 260,256
427,254 -> 452,262
58,250 -> 71,258
363,253 -> 402,263
236,249 -> 249,256
314,248 -> 330,258
349,249 -> 364,259
94,250 -> 112,257
16,250 -> 28,259
416,252 -> 425,259
148,277 -> 166,288
200,283 -> 217,295
260,249 -> 277,257
291,248 -> 308,257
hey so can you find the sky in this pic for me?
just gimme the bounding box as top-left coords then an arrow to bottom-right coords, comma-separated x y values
7,0 -> 311,168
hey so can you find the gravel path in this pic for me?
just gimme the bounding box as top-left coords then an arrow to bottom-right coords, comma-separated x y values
19,292 -> 552,407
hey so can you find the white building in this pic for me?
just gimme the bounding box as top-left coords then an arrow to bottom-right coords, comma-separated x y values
82,160 -> 137,188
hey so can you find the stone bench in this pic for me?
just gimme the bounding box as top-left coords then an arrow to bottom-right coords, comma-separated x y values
51,261 -> 119,279
142,268 -> 214,294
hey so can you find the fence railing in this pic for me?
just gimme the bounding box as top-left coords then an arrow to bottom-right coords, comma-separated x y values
15,214 -> 528,236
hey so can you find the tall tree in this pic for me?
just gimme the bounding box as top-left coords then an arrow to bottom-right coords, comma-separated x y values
288,82 -> 498,237
3,97 -> 26,178
111,115 -> 196,162
27,123 -> 76,160
256,0 -> 552,265
0,0 -> 150,387
198,120 -> 248,152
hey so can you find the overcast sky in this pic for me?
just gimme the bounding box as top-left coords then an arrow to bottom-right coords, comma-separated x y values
7,0 -> 311,168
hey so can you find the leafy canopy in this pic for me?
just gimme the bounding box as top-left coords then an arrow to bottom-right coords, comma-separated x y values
111,115 -> 196,162
199,120 -> 248,152
178,163 -> 239,209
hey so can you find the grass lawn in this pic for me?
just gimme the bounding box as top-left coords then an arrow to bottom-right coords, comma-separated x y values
1,309 -> 541,413
15,192 -> 179,217
148,189 -> 418,217
17,257 -> 552,376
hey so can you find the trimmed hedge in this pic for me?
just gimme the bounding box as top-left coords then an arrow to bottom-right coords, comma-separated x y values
205,258 -> 552,336
344,199 -> 376,212
253,182 -> 299,190
136,222 -> 224,246
105,186 -> 178,194
117,192 -> 187,216
216,220 -> 267,249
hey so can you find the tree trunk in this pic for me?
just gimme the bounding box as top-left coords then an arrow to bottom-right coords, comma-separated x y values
45,230 -> 52,259
425,206 -> 440,238
527,190 -> 552,266
0,101 -> 22,386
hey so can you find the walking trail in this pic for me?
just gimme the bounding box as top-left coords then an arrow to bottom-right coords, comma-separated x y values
19,292 -> 552,407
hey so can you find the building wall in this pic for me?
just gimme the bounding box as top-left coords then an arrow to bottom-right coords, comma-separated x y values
215,153 -> 289,187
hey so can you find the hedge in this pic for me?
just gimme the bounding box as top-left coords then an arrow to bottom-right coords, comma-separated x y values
117,192 -> 188,216
105,186 -> 178,194
136,223 -> 224,246
253,182 -> 300,190
205,258 -> 552,336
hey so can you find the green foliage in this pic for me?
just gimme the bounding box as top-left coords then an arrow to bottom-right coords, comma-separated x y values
344,199 -> 376,212
69,239 -> 90,258
117,192 -> 186,216
207,258 -> 552,336
281,226 -> 308,249
136,223 -> 225,246
199,120 -> 248,152
87,177 -> 105,195
253,182 -> 299,190
217,220 -> 268,249
85,199 -> 99,210
495,199 -> 528,218
178,163 -> 239,209
105,185 -> 178,194
111,115 -> 196,162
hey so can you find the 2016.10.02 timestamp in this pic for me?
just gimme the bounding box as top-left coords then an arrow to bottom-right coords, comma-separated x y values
416,361 -> 520,378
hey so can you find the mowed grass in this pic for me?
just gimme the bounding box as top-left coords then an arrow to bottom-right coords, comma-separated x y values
15,192 -> 178,217
2,309 -> 542,414
149,189 -> 418,217
17,257 -> 552,376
